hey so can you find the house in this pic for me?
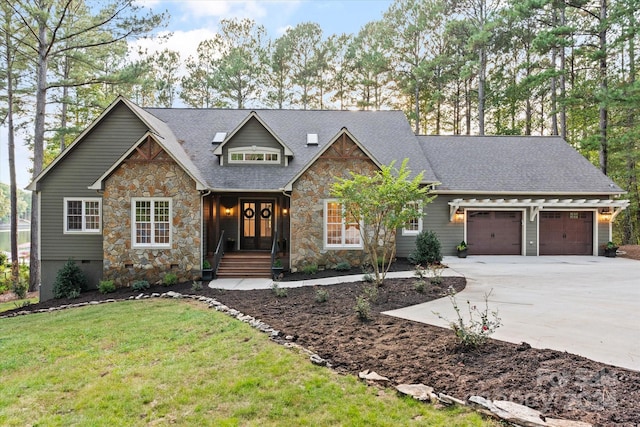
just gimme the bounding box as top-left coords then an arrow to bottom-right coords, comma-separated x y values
29,97 -> 628,300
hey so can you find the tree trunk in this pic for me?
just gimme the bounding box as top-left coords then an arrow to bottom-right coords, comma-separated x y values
60,54 -> 70,151
525,49 -> 532,135
414,80 -> 420,134
550,48 -> 559,135
598,0 -> 608,175
559,7 -> 567,140
465,78 -> 472,135
30,14 -> 48,292
4,23 -> 20,288
478,47 -> 486,135
623,12 -> 638,244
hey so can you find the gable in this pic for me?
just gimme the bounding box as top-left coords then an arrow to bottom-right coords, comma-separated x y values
221,117 -> 285,166
319,133 -> 370,161
126,136 -> 174,164
34,101 -> 148,192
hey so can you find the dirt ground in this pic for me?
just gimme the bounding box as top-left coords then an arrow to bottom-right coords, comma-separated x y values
3,250 -> 640,426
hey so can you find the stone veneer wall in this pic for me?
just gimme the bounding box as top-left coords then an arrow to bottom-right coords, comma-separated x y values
290,146 -> 379,270
102,147 -> 201,287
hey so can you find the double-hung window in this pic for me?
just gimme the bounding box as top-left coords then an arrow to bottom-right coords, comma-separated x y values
64,198 -> 101,233
132,198 -> 171,248
402,201 -> 423,236
324,200 -> 362,248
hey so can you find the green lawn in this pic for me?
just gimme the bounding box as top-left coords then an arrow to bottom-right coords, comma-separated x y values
0,299 -> 495,426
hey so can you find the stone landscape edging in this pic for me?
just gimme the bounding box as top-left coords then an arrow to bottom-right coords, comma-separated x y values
0,291 -> 592,426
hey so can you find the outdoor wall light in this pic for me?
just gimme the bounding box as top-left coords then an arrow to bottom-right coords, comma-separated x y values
600,207 -> 611,221
455,208 -> 464,222
282,208 -> 288,215
225,207 -> 231,216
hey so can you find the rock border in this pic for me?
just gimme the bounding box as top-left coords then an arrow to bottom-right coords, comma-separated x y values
1,291 -> 591,426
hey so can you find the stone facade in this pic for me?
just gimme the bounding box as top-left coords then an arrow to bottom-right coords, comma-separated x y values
290,134 -> 379,270
102,139 -> 201,287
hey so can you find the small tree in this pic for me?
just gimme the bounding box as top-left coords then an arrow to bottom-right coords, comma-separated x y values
331,159 -> 434,285
409,230 -> 442,265
53,259 -> 88,299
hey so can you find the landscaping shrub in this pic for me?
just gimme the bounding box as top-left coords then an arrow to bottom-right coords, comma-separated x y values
271,282 -> 288,298
413,266 -> 428,293
0,252 -> 7,266
301,263 -> 318,275
98,280 -> 116,294
429,263 -> 444,285
12,280 -> 28,299
434,287 -> 502,348
314,287 -> 329,303
335,261 -> 351,272
409,230 -> 442,265
191,281 -> 203,291
362,284 -> 378,303
354,296 -> 371,320
362,273 -> 374,283
163,273 -> 178,286
52,259 -> 88,299
132,280 -> 150,291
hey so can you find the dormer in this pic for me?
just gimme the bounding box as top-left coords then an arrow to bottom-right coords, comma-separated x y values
212,112 -> 293,166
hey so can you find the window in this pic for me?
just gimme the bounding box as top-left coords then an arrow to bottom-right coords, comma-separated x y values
132,198 -> 171,247
402,201 -> 423,236
64,198 -> 101,233
228,146 -> 280,164
324,200 -> 362,248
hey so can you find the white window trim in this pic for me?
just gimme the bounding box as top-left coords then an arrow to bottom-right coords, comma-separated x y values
402,201 -> 423,236
323,199 -> 363,249
63,197 -> 102,234
228,146 -> 280,164
131,197 -> 172,248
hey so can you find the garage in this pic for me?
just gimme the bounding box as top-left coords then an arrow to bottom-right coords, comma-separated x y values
539,211 -> 593,255
466,210 -> 522,255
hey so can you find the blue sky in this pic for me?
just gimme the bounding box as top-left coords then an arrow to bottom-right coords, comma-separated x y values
1,0 -> 393,189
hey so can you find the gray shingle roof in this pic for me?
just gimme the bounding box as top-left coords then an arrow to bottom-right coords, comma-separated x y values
144,108 -> 437,190
418,135 -> 624,194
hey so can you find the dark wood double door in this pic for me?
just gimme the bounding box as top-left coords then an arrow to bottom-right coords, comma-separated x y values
240,200 -> 274,250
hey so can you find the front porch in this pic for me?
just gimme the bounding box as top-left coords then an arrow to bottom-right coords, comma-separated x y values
203,193 -> 290,278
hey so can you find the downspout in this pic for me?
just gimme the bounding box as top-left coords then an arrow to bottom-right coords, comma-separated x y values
282,189 -> 292,262
200,190 -> 212,269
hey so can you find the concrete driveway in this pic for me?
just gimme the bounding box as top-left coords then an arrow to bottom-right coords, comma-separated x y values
384,256 -> 640,372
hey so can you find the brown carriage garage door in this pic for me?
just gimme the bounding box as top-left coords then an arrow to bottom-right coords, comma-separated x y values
539,211 -> 593,255
467,211 -> 522,255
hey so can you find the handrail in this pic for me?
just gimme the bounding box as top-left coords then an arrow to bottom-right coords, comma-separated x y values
270,230 -> 279,267
212,230 -> 225,279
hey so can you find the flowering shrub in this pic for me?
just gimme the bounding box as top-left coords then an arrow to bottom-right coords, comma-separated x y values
434,287 -> 502,348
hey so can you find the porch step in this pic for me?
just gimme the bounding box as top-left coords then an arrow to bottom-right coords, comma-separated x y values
216,252 -> 273,278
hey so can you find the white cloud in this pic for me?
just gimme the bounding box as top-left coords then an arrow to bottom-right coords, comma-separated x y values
180,1 -> 267,20
128,27 -> 219,79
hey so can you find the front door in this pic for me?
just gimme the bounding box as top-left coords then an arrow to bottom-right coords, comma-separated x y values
240,200 -> 274,250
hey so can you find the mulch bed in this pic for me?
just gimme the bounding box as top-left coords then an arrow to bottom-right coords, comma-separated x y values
3,258 -> 640,425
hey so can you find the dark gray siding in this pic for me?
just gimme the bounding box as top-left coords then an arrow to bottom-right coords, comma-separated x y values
223,117 -> 284,165
396,196 -> 464,258
525,216 -> 538,256
597,220 -> 610,253
38,103 -> 148,292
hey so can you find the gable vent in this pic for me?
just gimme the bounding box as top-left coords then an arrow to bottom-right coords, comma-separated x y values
212,132 -> 227,144
306,133 -> 318,146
